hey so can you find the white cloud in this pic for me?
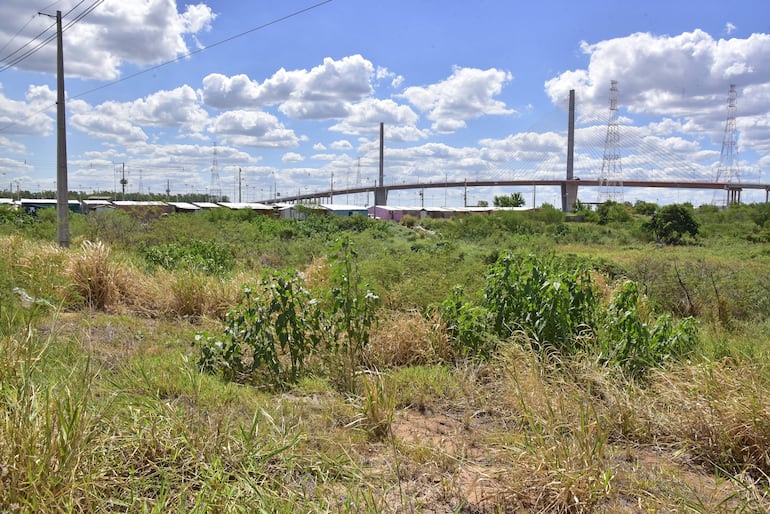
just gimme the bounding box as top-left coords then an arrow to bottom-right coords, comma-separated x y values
66,86 -> 209,145
0,0 -> 216,79
330,140 -> 352,150
725,22 -> 737,35
0,84 -> 55,136
201,55 -> 375,120
545,30 -> 770,116
282,152 -> 303,162
400,66 -> 514,133
210,110 -> 300,148
329,98 -> 424,140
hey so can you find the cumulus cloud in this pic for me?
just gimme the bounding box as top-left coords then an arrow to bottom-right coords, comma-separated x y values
0,0 -> 216,79
210,110 -> 300,148
330,140 -> 352,150
544,30 -> 770,115
400,67 -> 514,133
0,84 -> 55,136
201,55 -> 374,120
66,86 -> 209,145
282,152 -> 303,162
329,98 -> 425,140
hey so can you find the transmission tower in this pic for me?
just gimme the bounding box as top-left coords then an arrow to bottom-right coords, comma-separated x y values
597,80 -> 624,203
209,142 -> 223,202
715,84 -> 741,205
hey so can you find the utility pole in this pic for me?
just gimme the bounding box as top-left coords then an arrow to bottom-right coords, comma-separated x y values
120,163 -> 127,200
40,10 -> 69,247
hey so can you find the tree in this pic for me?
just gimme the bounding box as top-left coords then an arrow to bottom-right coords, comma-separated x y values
596,200 -> 630,224
645,203 -> 699,244
493,192 -> 525,208
633,200 -> 658,216
476,200 -> 489,207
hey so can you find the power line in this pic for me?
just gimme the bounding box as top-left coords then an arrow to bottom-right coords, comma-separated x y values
0,0 -> 103,73
71,0 -> 334,100
0,0 -> 334,134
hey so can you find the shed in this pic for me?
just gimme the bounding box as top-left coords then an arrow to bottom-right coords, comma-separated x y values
166,201 -> 201,213
20,198 -> 82,214
319,204 -> 369,217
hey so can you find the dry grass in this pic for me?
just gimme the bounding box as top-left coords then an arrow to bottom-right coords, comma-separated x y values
66,240 -> 119,309
366,309 -> 448,367
646,361 -> 770,481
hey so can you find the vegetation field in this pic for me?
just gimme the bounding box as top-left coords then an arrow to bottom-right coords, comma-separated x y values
1,200 -> 769,512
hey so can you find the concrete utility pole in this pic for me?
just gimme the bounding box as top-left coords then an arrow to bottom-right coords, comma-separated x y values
40,10 -> 69,247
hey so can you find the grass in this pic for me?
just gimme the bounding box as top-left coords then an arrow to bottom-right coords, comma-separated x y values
1,209 -> 770,511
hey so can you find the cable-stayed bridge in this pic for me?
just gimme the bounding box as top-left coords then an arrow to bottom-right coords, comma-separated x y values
267,88 -> 770,211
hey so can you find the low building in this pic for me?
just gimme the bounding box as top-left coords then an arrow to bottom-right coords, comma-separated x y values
319,204 -> 369,217
20,198 -> 83,215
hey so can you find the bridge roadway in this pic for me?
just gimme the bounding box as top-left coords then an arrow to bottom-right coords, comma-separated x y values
262,178 -> 770,206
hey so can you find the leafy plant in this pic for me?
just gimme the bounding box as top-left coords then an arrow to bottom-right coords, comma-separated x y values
600,281 -> 698,378
197,271 -> 324,385
644,203 -> 699,244
484,253 -> 598,354
325,237 -> 380,392
436,285 -> 495,359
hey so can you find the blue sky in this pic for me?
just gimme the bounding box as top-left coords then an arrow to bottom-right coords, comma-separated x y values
1,0 -> 769,207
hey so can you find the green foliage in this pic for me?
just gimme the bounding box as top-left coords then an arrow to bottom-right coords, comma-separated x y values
533,203 -> 564,224
197,271 -> 324,385
196,238 -> 378,390
325,237 -> 380,392
436,286 -> 495,359
633,200 -> 658,216
494,192 -> 525,207
600,281 -> 699,379
483,253 -> 598,354
645,203 -> 699,244
142,239 -> 235,275
597,200 -> 631,224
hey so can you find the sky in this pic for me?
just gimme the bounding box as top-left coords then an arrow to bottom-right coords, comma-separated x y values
0,0 -> 769,207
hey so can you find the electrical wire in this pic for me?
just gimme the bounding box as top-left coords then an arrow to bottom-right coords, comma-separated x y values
0,0 -> 104,73
71,0 -> 334,100
0,1 -> 59,57
0,0 -> 335,135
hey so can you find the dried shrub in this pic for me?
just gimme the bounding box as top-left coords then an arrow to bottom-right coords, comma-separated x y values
67,240 -> 118,310
648,362 -> 770,480
366,310 -> 446,367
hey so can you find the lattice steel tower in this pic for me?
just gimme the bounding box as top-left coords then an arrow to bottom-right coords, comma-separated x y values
597,80 -> 624,203
715,84 -> 741,205
209,142 -> 223,202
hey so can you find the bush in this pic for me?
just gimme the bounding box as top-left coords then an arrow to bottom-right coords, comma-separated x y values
483,253 -> 598,354
142,239 -> 234,275
435,286 -> 495,360
600,281 -> 698,379
645,203 -> 699,244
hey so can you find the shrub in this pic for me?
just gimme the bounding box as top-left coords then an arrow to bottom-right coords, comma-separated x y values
600,281 -> 698,379
597,200 -> 631,224
196,238 -> 378,391
644,203 -> 699,244
435,286 -> 495,360
196,270 -> 325,385
67,240 -> 118,310
484,253 -> 598,354
142,239 -> 234,275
